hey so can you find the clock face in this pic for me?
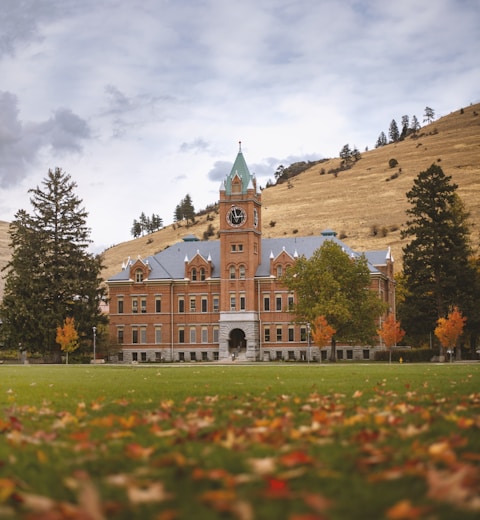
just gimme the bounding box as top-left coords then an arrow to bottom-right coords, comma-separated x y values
227,206 -> 246,227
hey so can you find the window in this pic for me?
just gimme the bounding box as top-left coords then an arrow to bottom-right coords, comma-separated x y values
190,297 -> 196,312
263,296 -> 270,311
276,327 -> 282,341
213,296 -> 219,312
190,352 -> 197,361
300,326 -> 307,341
276,265 -> 283,278
239,265 -> 246,279
140,298 -> 147,313
118,352 -> 124,362
347,350 -> 353,360
201,298 -> 208,313
276,296 -> 282,311
201,327 -> 208,343
132,298 -> 138,313
240,294 -> 246,310
179,352 -> 185,362
118,298 -> 124,314
337,350 -> 344,360
141,352 -> 147,362
264,327 -> 270,342
155,327 -> 162,344
288,351 -> 295,360
231,244 -> 237,252
288,295 -> 294,310
178,298 -> 185,313
155,352 -> 162,362
155,297 -> 161,313
230,295 -> 236,311
140,327 -> 146,344
288,327 -> 294,342
132,328 -> 138,344
190,327 -> 196,344
117,328 -> 124,344
213,327 -> 219,343
238,244 -> 243,252
135,269 -> 143,283
178,328 -> 185,343
132,352 -> 138,362
191,268 -> 197,281
363,349 -> 370,360
202,352 -> 208,361
229,265 -> 236,279
200,268 -> 206,281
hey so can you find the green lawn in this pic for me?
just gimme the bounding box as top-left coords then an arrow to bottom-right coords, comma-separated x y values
1,363 -> 479,519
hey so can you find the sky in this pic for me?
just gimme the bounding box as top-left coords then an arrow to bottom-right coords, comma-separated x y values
1,0 -> 479,252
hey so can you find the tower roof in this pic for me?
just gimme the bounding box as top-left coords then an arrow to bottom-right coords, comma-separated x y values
224,141 -> 253,195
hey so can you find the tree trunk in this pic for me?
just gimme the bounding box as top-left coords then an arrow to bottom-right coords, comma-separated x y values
329,337 -> 337,362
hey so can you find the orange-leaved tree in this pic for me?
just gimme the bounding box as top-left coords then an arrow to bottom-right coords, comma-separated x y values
434,306 -> 466,360
56,317 -> 79,364
377,314 -> 406,363
311,315 -> 336,351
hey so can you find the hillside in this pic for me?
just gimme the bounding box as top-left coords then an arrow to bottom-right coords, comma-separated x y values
1,102 -> 479,294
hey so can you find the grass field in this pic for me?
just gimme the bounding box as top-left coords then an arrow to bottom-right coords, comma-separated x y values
1,363 -> 479,519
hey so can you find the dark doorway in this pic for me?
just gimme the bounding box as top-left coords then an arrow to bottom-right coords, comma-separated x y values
229,328 -> 246,355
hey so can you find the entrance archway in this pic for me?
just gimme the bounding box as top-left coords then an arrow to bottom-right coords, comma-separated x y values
228,328 -> 246,355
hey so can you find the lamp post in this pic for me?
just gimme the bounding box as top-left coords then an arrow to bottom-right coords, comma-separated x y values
92,326 -> 96,364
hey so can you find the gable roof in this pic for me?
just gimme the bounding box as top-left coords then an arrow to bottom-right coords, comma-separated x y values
108,235 -> 386,282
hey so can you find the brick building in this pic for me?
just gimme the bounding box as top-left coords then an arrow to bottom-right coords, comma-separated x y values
107,145 -> 395,362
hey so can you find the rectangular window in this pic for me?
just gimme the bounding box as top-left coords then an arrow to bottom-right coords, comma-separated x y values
132,352 -> 138,362
276,327 -> 282,342
155,297 -> 161,313
337,350 -> 344,360
178,298 -> 185,313
213,296 -> 219,312
118,298 -> 124,314
132,298 -> 138,313
141,352 -> 147,362
201,328 -> 208,343
117,328 -> 124,344
202,352 -> 208,361
201,298 -> 208,313
347,350 -> 353,359
238,244 -> 243,252
132,328 -> 138,344
288,327 -> 294,342
230,295 -> 236,311
288,295 -> 294,310
240,294 -> 246,310
190,297 -> 196,312
178,328 -> 185,343
190,327 -> 196,344
276,296 -> 282,311
300,326 -> 307,341
190,352 -> 197,361
277,265 -> 283,278
363,349 -> 370,360
140,298 -> 147,313
155,352 -> 162,362
231,244 -> 236,252
140,327 -> 147,344
264,327 -> 270,342
213,327 -> 219,343
155,327 -> 162,344
263,296 -> 270,311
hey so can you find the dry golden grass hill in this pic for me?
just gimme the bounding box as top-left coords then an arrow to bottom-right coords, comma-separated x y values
0,102 -> 479,295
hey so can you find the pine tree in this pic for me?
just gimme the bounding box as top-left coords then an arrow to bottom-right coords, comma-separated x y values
398,164 -> 476,345
423,106 -> 435,124
389,119 -> 400,142
410,115 -> 420,133
0,168 -> 107,361
375,132 -> 387,148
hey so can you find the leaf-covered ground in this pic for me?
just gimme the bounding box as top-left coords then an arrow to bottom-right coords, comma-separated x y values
1,364 -> 479,519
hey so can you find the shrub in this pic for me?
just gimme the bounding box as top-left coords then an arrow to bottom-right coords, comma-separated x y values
374,348 -> 436,362
389,158 -> 398,168
269,220 -> 276,228
370,224 -> 379,236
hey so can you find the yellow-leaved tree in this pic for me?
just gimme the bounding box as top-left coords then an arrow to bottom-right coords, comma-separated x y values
56,317 -> 79,364
434,306 -> 466,361
377,314 -> 406,363
311,316 -> 336,359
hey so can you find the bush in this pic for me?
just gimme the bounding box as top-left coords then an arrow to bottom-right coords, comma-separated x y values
269,221 -> 276,228
389,158 -> 398,168
374,348 -> 436,362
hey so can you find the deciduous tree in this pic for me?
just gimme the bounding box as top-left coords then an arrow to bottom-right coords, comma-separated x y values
282,241 -> 387,361
434,306 -> 466,360
56,317 -> 79,364
377,314 -> 406,363
311,315 -> 336,349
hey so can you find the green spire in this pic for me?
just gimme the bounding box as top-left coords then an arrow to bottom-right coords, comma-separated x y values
225,141 -> 253,195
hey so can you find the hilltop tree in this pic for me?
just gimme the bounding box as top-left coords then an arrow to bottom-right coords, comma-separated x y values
389,119 -> 400,143
282,241 -> 387,361
410,115 -> 420,133
398,164 -> 476,345
0,168 -> 107,360
375,132 -> 387,148
174,194 -> 195,224
423,106 -> 435,124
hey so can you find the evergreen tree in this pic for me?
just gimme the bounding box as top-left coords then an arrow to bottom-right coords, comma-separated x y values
423,106 -> 435,124
399,164 -> 476,345
400,115 -> 409,140
410,115 -> 420,133
389,119 -> 400,142
131,219 -> 141,238
375,132 -> 387,148
282,241 -> 387,361
0,168 -> 107,361
181,194 -> 195,224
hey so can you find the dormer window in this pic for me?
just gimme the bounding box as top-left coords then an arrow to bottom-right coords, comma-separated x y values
200,267 -> 206,281
276,265 -> 283,278
135,269 -> 144,283
192,268 -> 197,281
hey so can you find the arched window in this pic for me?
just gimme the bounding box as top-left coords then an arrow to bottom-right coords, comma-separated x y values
200,267 -> 206,281
229,265 -> 236,279
276,265 -> 283,278
135,269 -> 143,283
239,265 -> 246,279
191,268 -> 197,281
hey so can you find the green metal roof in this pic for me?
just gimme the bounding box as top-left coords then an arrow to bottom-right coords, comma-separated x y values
224,142 -> 253,195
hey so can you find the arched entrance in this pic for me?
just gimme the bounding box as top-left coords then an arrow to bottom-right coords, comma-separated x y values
228,328 -> 246,356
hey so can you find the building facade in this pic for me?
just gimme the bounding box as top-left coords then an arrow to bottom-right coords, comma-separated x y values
107,145 -> 395,362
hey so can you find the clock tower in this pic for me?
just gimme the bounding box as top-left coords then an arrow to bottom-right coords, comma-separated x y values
218,142 -> 262,360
